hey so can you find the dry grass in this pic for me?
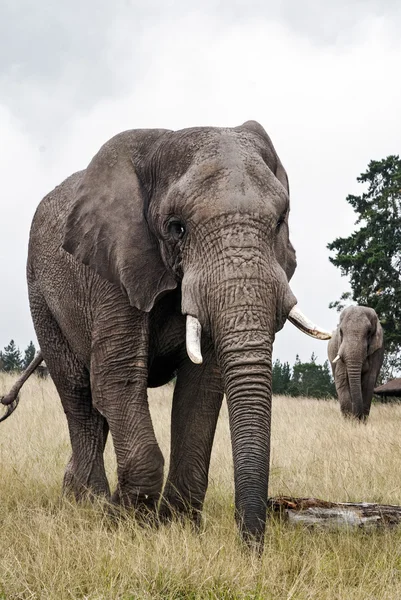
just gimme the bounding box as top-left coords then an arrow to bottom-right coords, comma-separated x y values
1,373 -> 401,599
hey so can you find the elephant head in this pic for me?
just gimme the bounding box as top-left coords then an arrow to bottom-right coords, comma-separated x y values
62,121 -> 330,542
328,306 -> 384,420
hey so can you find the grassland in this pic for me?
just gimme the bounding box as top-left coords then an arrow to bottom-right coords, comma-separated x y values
1,373 -> 401,599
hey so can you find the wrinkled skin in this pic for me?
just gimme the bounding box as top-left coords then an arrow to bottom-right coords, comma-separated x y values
328,306 -> 384,421
27,121 -> 299,545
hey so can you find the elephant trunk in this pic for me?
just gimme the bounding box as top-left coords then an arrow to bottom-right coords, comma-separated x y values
208,283 -> 276,545
219,327 -> 272,543
346,362 -> 364,420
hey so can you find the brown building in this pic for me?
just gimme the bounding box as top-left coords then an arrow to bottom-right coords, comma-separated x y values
374,378 -> 401,401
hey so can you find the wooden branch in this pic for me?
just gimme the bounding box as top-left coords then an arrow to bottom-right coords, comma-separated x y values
268,496 -> 401,528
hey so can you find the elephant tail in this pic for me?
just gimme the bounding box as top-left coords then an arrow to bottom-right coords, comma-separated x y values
0,351 -> 44,423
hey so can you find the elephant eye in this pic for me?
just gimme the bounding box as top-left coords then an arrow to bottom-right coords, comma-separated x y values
167,219 -> 186,241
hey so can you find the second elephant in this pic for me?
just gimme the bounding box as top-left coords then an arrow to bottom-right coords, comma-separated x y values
328,306 -> 384,420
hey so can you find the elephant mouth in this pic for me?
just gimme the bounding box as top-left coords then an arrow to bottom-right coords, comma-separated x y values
185,306 -> 331,365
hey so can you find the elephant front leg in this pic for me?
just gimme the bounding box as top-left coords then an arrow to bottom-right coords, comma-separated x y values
361,369 -> 378,419
91,312 -> 164,514
160,344 -> 223,525
334,362 -> 354,418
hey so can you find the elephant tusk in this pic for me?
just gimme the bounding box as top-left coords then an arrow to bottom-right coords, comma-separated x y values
333,354 -> 341,364
288,305 -> 332,340
186,315 -> 203,364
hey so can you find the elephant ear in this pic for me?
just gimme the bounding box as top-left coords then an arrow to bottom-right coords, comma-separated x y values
369,320 -> 384,355
63,129 -> 177,312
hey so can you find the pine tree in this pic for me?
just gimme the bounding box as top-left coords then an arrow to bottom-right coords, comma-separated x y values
2,340 -> 22,372
327,155 -> 401,376
22,341 -> 36,370
288,354 -> 336,399
272,359 -> 292,395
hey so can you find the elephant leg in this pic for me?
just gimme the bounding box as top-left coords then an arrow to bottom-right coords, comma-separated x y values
62,399 -> 110,499
90,309 -> 164,513
29,292 -> 110,499
160,344 -> 223,524
334,362 -> 354,418
361,370 -> 377,419
339,386 -> 354,418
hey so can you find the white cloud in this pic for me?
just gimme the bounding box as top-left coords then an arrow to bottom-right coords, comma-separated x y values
0,5 -> 400,366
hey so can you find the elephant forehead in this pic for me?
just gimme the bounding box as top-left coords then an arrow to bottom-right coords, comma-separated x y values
157,128 -> 280,188
340,307 -> 374,327
159,157 -> 286,222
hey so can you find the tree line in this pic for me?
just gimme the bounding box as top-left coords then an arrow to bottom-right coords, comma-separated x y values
272,353 -> 336,399
2,337 -> 335,399
0,340 -> 36,372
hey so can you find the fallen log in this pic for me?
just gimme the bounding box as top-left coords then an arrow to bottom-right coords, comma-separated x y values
268,496 -> 401,528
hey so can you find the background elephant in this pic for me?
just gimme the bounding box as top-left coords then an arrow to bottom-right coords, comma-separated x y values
8,121 -> 330,545
328,306 -> 384,420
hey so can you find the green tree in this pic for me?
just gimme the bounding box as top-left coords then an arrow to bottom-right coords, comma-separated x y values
22,341 -> 36,370
327,156 -> 401,376
272,359 -> 292,395
2,340 -> 22,372
288,353 -> 336,399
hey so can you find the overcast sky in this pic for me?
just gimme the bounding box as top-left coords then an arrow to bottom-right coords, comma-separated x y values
1,0 -> 400,366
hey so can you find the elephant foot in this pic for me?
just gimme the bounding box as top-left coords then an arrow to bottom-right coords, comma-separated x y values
158,494 -> 203,529
341,410 -> 368,423
110,486 -> 160,526
62,457 -> 111,501
100,499 -> 158,530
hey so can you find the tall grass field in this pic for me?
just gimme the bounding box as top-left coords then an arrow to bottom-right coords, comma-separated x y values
1,373 -> 401,599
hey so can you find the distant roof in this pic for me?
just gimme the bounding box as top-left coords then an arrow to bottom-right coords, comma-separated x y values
374,378 -> 401,396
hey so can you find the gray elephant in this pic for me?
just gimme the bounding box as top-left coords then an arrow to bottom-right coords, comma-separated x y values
1,121 -> 330,545
328,306 -> 384,420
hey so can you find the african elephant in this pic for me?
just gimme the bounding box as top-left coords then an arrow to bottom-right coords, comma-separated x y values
328,306 -> 384,420
2,121 -> 330,545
